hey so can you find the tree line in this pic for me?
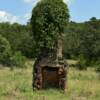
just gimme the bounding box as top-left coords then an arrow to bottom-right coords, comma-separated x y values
64,17 -> 100,69
0,17 -> 100,69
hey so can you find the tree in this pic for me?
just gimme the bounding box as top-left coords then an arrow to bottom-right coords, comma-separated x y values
31,0 -> 69,90
0,22 -> 35,58
31,0 -> 69,55
64,22 -> 82,58
0,34 -> 12,66
64,18 -> 100,67
90,17 -> 97,21
0,35 -> 26,68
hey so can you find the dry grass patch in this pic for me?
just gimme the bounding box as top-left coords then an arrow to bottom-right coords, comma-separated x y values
0,62 -> 100,100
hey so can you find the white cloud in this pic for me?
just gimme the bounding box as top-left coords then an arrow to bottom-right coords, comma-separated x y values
24,0 -> 72,4
0,10 -> 31,24
24,0 -> 34,4
24,0 -> 73,5
63,0 -> 73,5
23,0 -> 40,6
0,11 -> 19,24
0,1 -> 73,24
22,0 -> 74,24
24,12 -> 31,20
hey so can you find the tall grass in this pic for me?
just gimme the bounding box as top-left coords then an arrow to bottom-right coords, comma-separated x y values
0,62 -> 100,100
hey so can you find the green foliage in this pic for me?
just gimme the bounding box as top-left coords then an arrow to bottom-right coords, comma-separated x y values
78,54 -> 87,70
10,51 -> 26,68
0,22 -> 34,58
95,58 -> 100,72
64,22 -> 83,58
0,35 -> 26,68
64,18 -> 100,67
0,35 -> 12,66
0,16 -> 100,69
96,66 -> 100,73
31,0 -> 69,54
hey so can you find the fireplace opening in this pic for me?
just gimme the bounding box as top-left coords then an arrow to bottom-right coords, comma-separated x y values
42,67 -> 59,89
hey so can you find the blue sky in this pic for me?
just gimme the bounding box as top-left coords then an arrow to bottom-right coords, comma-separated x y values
0,0 -> 100,24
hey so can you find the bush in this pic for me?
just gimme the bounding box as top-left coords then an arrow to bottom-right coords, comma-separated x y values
96,66 -> 100,73
78,54 -> 87,70
95,58 -> 100,73
31,0 -> 69,55
0,35 -> 12,66
10,51 -> 26,68
0,35 -> 26,68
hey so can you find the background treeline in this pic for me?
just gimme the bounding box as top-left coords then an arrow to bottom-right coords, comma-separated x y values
0,17 -> 100,69
0,22 -> 34,68
0,22 -> 34,58
64,17 -> 100,69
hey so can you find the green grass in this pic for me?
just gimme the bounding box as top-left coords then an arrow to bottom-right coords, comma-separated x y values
0,61 -> 100,100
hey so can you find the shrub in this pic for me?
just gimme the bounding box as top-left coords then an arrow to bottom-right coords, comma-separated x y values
31,0 -> 69,56
95,58 -> 100,73
0,35 -> 12,66
10,51 -> 26,68
0,35 -> 26,68
78,54 -> 87,70
96,66 -> 100,73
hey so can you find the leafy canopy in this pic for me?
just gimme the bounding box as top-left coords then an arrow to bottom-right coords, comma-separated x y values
0,35 -> 12,65
31,0 -> 69,52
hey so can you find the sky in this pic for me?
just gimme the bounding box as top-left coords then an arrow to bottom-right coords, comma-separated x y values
0,0 -> 100,24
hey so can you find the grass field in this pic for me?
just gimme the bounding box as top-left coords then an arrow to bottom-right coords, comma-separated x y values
0,61 -> 100,100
